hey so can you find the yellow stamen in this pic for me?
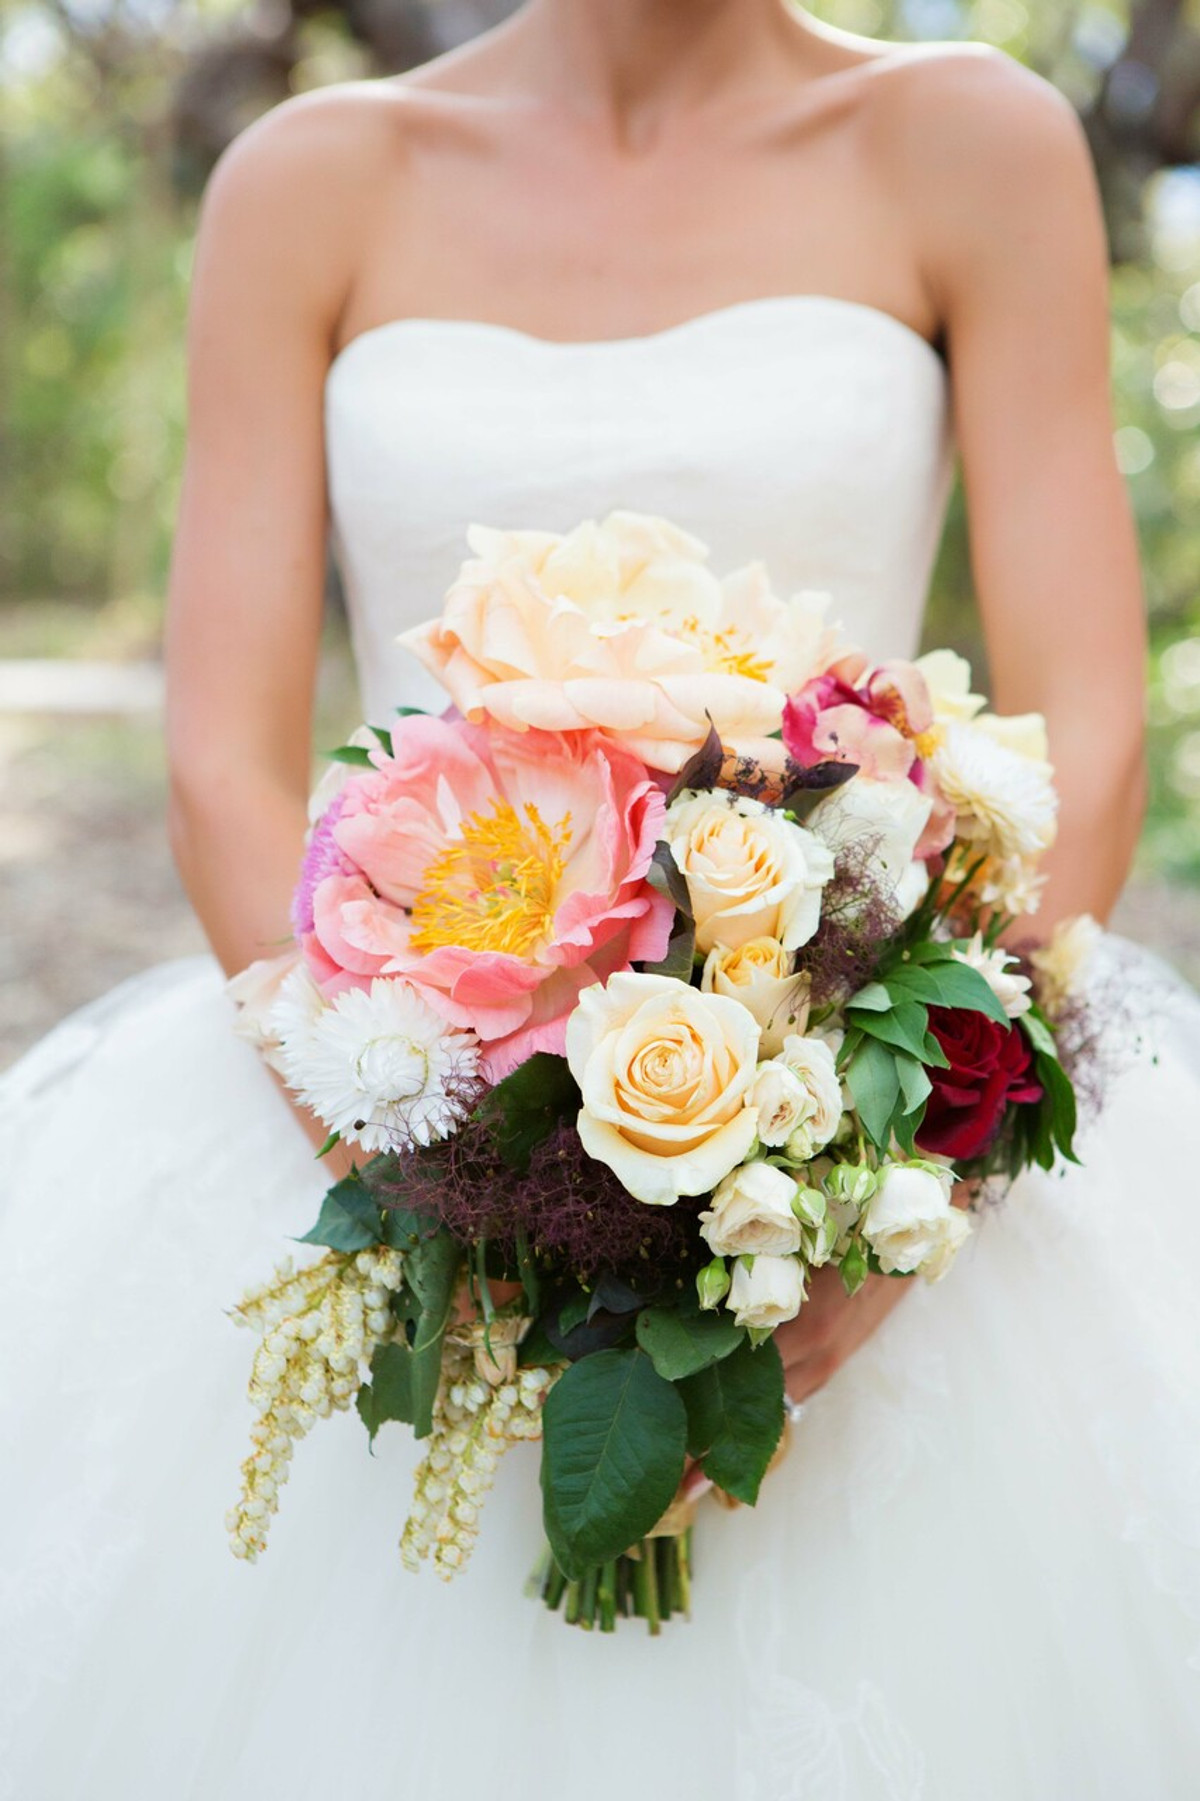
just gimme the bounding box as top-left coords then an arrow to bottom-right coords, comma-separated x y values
409,801 -> 571,958
678,617 -> 773,683
913,726 -> 945,759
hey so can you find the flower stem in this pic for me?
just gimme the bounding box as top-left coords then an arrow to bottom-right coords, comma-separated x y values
542,1557 -> 567,1613
597,1560 -> 618,1632
579,1565 -> 599,1629
564,1579 -> 583,1626
657,1534 -> 676,1617
633,1539 -> 662,1635
678,1529 -> 693,1618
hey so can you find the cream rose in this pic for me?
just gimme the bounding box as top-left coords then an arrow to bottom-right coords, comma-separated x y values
565,972 -> 761,1206
699,1160 -> 802,1257
666,789 -> 835,954
727,1254 -> 806,1331
769,1032 -> 845,1158
701,937 -> 809,1055
807,774 -> 932,920
748,1062 -> 811,1149
862,1163 -> 971,1282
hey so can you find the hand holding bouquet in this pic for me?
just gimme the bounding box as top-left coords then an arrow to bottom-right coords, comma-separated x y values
227,511 -> 1087,1633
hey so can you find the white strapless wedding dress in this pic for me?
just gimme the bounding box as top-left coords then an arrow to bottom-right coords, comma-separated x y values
4,296 -> 1200,1800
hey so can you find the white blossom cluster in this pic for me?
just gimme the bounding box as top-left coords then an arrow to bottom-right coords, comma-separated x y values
401,1338 -> 556,1581
227,1246 -> 405,1561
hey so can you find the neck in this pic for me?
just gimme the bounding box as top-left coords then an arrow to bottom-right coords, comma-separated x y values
510,0 -> 813,131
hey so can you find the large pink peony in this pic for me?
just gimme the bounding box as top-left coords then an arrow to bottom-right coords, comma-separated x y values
399,513 -> 839,774
297,716 -> 674,1074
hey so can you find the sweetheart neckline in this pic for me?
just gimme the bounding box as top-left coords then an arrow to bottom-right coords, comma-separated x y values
325,292 -> 947,386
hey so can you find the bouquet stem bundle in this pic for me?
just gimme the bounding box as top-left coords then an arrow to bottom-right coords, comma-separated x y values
530,1532 -> 693,1634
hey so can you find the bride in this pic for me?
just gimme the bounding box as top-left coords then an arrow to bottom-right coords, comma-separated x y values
4,2 -> 1199,1795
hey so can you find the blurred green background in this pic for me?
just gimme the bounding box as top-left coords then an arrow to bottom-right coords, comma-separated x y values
1,0 -> 1199,1064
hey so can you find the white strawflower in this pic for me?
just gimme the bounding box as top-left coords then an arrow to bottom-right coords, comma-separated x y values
932,721 -> 1058,864
275,976 -> 479,1152
953,932 -> 1032,1019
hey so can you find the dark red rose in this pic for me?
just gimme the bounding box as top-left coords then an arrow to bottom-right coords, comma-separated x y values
915,1006 -> 1043,1162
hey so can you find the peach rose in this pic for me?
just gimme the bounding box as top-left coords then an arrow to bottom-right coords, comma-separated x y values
700,937 -> 809,1055
565,972 -> 762,1206
665,789 -> 835,953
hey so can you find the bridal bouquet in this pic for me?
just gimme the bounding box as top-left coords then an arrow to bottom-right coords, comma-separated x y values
227,511 -> 1085,1632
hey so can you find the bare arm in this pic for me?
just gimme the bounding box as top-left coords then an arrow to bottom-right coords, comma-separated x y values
781,54 -> 1148,1401
165,90 -> 383,975
166,91 -> 394,1166
915,51 -> 1148,930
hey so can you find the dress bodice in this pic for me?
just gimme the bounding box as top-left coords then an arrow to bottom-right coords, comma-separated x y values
323,295 -> 954,721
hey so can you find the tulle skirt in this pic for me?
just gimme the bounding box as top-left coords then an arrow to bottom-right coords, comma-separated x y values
2,944 -> 1199,1800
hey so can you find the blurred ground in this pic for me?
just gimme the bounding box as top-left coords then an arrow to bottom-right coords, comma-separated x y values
0,615 -> 358,1068
2,630 -> 1198,1072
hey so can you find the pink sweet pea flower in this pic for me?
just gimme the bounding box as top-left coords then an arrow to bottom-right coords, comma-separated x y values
784,654 -> 956,859
299,716 -> 673,1076
782,654 -> 935,781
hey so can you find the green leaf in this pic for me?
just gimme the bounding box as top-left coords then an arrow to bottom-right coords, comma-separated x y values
1036,1051 -> 1079,1162
886,957 -> 1009,1024
377,1203 -> 440,1255
635,1307 -> 745,1380
1021,1007 -> 1059,1060
679,1337 -> 785,1505
647,841 -> 693,916
476,1053 -> 580,1173
641,920 -> 696,980
846,981 -> 893,1012
327,744 -> 375,768
402,1226 -> 462,1437
845,1038 -> 902,1149
896,1054 -> 932,1115
370,725 -> 394,758
296,1174 -> 380,1252
517,1317 -> 560,1369
540,1349 -> 688,1579
356,1341 -> 416,1443
849,998 -> 946,1066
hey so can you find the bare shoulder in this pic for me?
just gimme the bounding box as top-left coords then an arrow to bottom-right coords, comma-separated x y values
201,80 -> 414,239
191,78 -> 455,340
866,45 -> 1096,219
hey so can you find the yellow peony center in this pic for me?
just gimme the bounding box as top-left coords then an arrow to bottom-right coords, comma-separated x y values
677,616 -> 773,683
408,800 -> 571,958
912,725 -> 945,759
